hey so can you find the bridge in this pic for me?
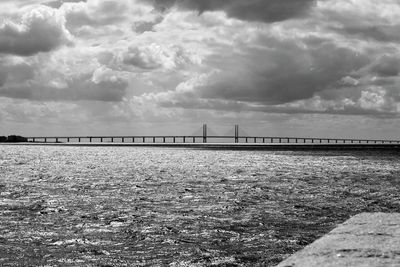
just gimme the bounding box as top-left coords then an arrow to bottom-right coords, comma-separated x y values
25,124 -> 400,145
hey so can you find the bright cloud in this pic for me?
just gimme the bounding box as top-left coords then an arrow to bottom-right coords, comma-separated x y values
123,43 -> 200,70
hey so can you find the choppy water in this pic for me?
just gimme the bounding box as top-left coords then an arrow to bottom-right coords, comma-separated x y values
0,145 -> 400,266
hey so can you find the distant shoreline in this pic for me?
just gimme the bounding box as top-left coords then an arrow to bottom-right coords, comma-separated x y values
1,142 -> 400,151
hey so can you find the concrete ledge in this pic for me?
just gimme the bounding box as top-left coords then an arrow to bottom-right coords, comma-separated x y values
276,213 -> 400,267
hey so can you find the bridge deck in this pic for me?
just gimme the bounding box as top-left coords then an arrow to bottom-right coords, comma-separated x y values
24,136 -> 400,145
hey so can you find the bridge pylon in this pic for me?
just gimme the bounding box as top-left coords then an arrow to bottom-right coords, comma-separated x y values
203,124 -> 207,143
234,125 -> 239,143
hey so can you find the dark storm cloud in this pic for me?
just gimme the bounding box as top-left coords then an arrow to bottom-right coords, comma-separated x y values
143,0 -> 317,22
0,8 -> 71,56
196,40 -> 369,105
370,55 -> 400,77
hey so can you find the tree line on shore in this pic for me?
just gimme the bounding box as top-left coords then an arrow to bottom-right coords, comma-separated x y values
0,136 -> 28,143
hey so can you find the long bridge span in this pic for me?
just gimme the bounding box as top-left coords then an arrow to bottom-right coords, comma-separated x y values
25,124 -> 400,146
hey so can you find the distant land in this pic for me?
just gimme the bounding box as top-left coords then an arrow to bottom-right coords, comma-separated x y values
0,135 -> 28,143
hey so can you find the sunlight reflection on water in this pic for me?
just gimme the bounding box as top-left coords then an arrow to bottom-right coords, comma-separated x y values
0,145 -> 399,266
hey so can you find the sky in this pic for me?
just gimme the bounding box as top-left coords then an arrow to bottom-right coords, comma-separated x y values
0,0 -> 400,139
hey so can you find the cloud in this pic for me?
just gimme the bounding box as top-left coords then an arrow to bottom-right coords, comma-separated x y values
191,38 -> 369,105
370,55 -> 400,77
59,0 -> 158,38
139,19 -> 399,118
0,59 -> 35,87
123,44 -> 200,70
318,0 -> 400,43
331,25 -> 400,43
0,67 -> 128,102
0,6 -> 72,56
2,0 -> 400,137
142,0 -> 317,23
131,0 -> 400,119
1,66 -> 35,88
62,0 -> 128,29
149,87 -> 400,118
68,67 -> 129,101
132,16 -> 163,34
0,72 -> 6,87
44,0 -> 87,9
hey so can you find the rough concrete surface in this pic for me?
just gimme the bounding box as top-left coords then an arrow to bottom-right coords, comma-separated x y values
277,213 -> 400,267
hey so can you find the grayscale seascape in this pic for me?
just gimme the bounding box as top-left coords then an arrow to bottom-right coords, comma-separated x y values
1,145 -> 399,266
1,0 -> 400,266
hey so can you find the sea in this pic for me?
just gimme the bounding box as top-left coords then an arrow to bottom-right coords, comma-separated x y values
0,145 -> 399,266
